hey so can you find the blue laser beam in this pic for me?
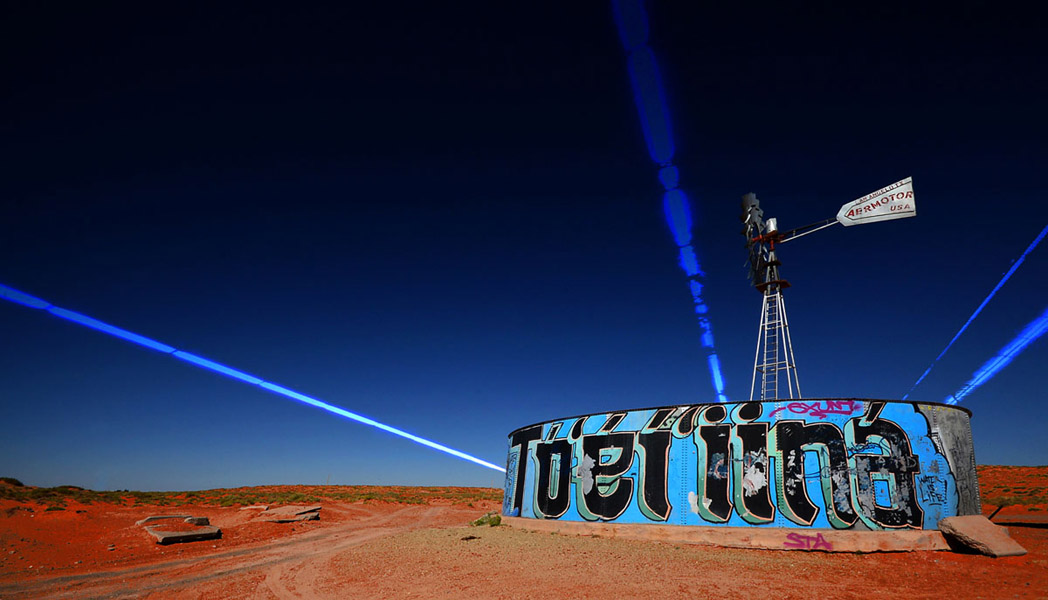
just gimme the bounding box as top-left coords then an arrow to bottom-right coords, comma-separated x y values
0,282 -> 506,473
945,306 -> 1048,405
613,0 -> 728,402
904,223 -> 1048,399
48,307 -> 177,353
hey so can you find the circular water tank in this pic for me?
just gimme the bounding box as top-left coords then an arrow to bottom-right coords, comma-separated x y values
502,399 -> 977,532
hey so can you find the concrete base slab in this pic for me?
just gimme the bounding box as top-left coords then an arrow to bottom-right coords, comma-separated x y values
503,517 -> 950,553
939,515 -> 1027,557
144,525 -> 222,545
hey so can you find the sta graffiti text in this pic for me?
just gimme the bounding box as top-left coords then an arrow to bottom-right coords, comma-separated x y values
783,532 -> 833,551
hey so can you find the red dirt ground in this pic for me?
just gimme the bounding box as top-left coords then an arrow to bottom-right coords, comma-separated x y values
1,469 -> 1046,599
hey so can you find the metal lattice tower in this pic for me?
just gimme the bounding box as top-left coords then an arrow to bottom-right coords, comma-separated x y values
741,193 -> 802,402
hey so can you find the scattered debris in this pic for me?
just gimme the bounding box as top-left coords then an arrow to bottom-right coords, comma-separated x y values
257,505 -> 321,523
135,515 -> 191,526
239,505 -> 269,511
939,515 -> 1027,557
460,535 -> 479,541
137,514 -> 220,545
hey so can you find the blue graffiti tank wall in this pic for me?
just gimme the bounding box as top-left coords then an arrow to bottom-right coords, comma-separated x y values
503,400 -> 979,531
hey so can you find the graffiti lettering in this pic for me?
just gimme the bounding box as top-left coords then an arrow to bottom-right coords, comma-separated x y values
846,415 -> 924,529
507,400 -> 976,532
769,400 -> 861,420
504,425 -> 542,517
783,531 -> 833,551
731,419 -> 774,524
770,421 -> 857,528
636,431 -> 672,520
533,439 -> 572,518
574,432 -> 636,521
695,410 -> 733,522
847,442 -> 886,456
917,475 -> 947,506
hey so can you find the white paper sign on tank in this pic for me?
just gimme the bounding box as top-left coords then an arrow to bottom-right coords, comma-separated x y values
836,177 -> 916,226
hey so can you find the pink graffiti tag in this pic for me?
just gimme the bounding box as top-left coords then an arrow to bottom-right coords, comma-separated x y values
769,400 -> 860,420
783,532 -> 833,551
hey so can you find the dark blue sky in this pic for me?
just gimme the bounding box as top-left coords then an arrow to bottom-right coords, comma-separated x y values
2,2 -> 1045,490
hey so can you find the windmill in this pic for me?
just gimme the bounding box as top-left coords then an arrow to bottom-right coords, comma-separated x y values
741,177 -> 916,402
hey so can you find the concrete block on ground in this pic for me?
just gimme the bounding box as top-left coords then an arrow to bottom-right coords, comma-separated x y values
939,515 -> 1027,557
183,516 -> 210,526
135,515 -> 191,526
239,505 -> 269,511
258,505 -> 321,522
144,525 -> 222,545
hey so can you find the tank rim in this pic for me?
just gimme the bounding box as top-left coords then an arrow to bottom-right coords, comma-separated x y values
507,397 -> 972,437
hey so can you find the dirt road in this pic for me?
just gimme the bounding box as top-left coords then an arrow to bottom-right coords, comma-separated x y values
0,503 -> 482,599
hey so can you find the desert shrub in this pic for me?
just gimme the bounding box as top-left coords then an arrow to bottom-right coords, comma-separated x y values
470,512 -> 501,527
